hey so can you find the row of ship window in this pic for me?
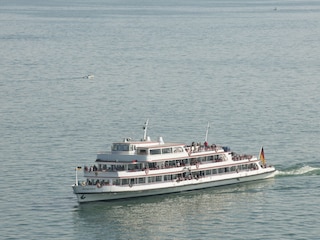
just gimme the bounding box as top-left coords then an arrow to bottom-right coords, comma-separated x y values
84,163 -> 259,186
111,144 -> 185,155
91,154 -> 227,172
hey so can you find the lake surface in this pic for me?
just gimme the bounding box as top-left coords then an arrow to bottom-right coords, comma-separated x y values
1,0 -> 319,239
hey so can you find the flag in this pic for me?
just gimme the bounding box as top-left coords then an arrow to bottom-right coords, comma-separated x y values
259,147 -> 266,165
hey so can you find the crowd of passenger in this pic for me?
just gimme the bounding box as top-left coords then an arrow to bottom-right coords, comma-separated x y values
185,141 -> 221,153
231,153 -> 253,161
80,162 -> 262,187
84,156 -> 227,174
83,142 -> 255,175
176,171 -> 205,182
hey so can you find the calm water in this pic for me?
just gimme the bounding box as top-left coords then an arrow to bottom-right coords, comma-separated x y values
1,0 -> 319,239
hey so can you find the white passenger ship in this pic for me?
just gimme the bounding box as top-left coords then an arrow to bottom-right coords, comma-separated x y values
72,120 -> 276,203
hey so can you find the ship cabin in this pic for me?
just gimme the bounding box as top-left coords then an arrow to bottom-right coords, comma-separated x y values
84,137 -> 248,176
96,137 -> 188,162
82,137 -> 261,188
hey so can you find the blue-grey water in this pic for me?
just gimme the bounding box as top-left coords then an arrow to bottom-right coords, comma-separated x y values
1,0 -> 319,239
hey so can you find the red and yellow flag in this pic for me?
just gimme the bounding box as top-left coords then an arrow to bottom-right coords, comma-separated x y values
259,147 -> 266,165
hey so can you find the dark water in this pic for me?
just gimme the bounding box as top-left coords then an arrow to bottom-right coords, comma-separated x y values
1,0 -> 319,239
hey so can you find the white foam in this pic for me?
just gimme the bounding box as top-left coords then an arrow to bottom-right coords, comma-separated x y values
276,165 -> 319,176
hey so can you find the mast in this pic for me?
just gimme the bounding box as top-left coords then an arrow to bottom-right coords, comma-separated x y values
142,119 -> 149,141
75,166 -> 82,186
75,168 -> 78,186
205,121 -> 210,142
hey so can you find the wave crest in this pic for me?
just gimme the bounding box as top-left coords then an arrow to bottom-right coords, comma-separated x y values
276,165 -> 320,176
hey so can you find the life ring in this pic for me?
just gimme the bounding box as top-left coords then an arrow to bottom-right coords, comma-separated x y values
145,168 -> 149,175
96,183 -> 102,188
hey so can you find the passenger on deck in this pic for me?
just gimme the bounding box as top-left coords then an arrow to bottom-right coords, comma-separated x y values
191,142 -> 195,152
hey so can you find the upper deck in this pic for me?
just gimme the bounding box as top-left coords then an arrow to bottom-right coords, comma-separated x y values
96,137 -> 190,162
96,120 -> 227,162
96,136 -> 229,163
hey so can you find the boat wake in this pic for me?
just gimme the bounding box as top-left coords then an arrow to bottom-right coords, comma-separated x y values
275,165 -> 320,177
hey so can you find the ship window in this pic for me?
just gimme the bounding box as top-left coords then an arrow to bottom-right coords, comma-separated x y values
214,155 -> 223,162
182,159 -> 189,165
147,162 -> 157,169
150,149 -> 161,155
138,178 -> 145,184
148,176 -> 155,183
122,145 -> 129,151
164,175 -> 173,181
128,163 -> 140,171
138,149 -> 147,154
162,148 -> 172,154
156,176 -> 162,182
206,170 -> 211,175
173,147 -> 183,153
130,179 -> 136,185
168,160 -> 176,167
190,158 -> 197,165
122,179 -> 129,185
113,179 -> 120,185
112,144 -> 130,151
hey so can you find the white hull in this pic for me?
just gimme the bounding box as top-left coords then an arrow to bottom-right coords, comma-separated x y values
73,168 -> 275,203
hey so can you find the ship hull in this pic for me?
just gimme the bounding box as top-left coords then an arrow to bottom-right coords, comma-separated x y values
73,168 -> 275,203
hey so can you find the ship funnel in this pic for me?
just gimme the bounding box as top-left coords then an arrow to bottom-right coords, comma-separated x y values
158,136 -> 164,144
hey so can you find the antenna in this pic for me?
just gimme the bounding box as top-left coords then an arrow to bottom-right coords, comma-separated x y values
142,119 -> 149,141
205,121 -> 210,142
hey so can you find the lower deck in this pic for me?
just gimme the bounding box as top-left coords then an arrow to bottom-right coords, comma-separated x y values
80,161 -> 261,187
73,166 -> 276,203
